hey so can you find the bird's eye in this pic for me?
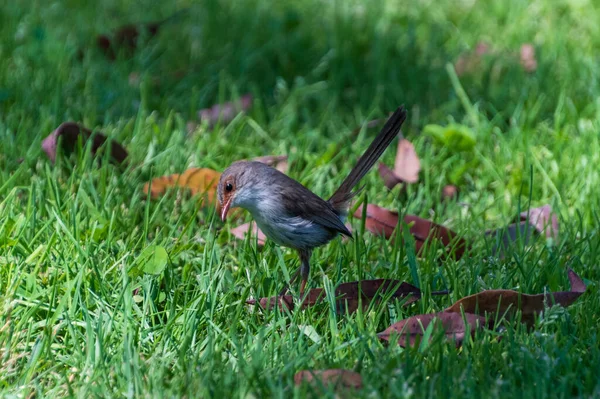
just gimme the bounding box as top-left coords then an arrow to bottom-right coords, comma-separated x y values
225,182 -> 233,192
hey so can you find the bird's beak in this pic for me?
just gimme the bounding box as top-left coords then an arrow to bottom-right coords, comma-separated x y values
219,198 -> 232,222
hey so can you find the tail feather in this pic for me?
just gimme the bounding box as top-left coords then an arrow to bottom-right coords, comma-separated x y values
328,106 -> 407,212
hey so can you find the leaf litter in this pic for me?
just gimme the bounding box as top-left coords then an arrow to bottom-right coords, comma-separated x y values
42,122 -> 128,165
247,279 -> 448,313
378,138 -> 421,188
294,369 -> 362,390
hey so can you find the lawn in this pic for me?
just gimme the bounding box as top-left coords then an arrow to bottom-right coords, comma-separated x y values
1,0 -> 599,397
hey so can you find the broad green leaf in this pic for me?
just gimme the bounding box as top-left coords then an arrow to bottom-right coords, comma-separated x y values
423,123 -> 477,152
136,245 -> 169,275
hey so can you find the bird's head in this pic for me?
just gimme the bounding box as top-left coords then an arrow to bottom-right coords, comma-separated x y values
217,161 -> 267,221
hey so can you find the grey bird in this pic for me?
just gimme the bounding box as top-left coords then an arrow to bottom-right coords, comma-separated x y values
217,106 -> 407,295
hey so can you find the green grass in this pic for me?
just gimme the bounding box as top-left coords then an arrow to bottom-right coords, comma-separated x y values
1,0 -> 600,397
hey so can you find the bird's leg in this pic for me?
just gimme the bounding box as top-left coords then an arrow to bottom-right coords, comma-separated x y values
298,249 -> 312,297
277,249 -> 312,296
278,267 -> 300,296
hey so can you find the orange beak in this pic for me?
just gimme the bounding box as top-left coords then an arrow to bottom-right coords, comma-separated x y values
219,198 -> 232,222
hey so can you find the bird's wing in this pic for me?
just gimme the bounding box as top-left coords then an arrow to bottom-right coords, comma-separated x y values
302,200 -> 353,238
277,178 -> 352,238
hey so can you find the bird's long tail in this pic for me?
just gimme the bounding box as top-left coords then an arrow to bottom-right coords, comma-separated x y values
328,106 -> 407,213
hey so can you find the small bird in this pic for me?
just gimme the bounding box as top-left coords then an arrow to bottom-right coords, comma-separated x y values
218,106 -> 407,295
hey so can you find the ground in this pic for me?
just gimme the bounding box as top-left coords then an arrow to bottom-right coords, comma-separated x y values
0,0 -> 599,397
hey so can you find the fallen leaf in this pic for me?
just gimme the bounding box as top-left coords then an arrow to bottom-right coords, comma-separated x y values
230,221 -> 267,246
198,94 -> 253,128
485,221 -> 534,257
42,122 -> 128,164
486,204 -> 559,256
97,23 -> 161,60
247,288 -> 325,311
294,369 -> 362,390
247,279 -> 447,312
445,269 -> 585,325
95,11 -> 186,60
441,185 -> 459,201
252,155 -> 289,174
378,138 -> 420,189
520,43 -> 537,73
143,168 -> 221,204
378,312 -> 486,348
519,205 -> 558,241
353,204 -> 467,259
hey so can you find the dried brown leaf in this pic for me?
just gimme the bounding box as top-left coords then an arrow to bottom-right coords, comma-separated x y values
487,204 -> 559,256
42,122 -> 128,165
378,163 -> 402,189
520,43 -> 537,73
247,288 -> 325,311
353,204 -> 467,259
445,269 -> 585,325
143,168 -> 221,204
230,222 -> 267,246
442,185 -> 459,201
94,10 -> 187,60
378,312 -> 486,347
486,221 -> 533,257
377,139 -> 420,189
394,139 -> 420,183
294,369 -> 362,390
97,22 -> 161,60
519,205 -> 558,240
247,279 -> 442,312
198,94 -> 253,128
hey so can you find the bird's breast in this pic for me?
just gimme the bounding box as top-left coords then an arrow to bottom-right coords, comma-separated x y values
239,190 -> 338,250
252,212 -> 335,251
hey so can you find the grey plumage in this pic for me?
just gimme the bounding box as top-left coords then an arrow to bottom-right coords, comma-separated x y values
217,106 -> 408,294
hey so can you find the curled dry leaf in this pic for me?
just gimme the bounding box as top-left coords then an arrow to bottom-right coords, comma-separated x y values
378,138 -> 420,189
377,312 -> 486,348
487,204 -> 559,256
294,369 -> 362,390
394,139 -> 421,183
230,221 -> 266,246
42,122 -> 128,165
520,43 -> 537,73
95,11 -> 186,60
198,94 -> 253,128
445,269 -> 585,325
247,279 -> 445,313
353,204 -> 466,259
519,205 -> 558,241
252,155 -> 289,174
97,23 -> 160,59
143,168 -> 221,204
